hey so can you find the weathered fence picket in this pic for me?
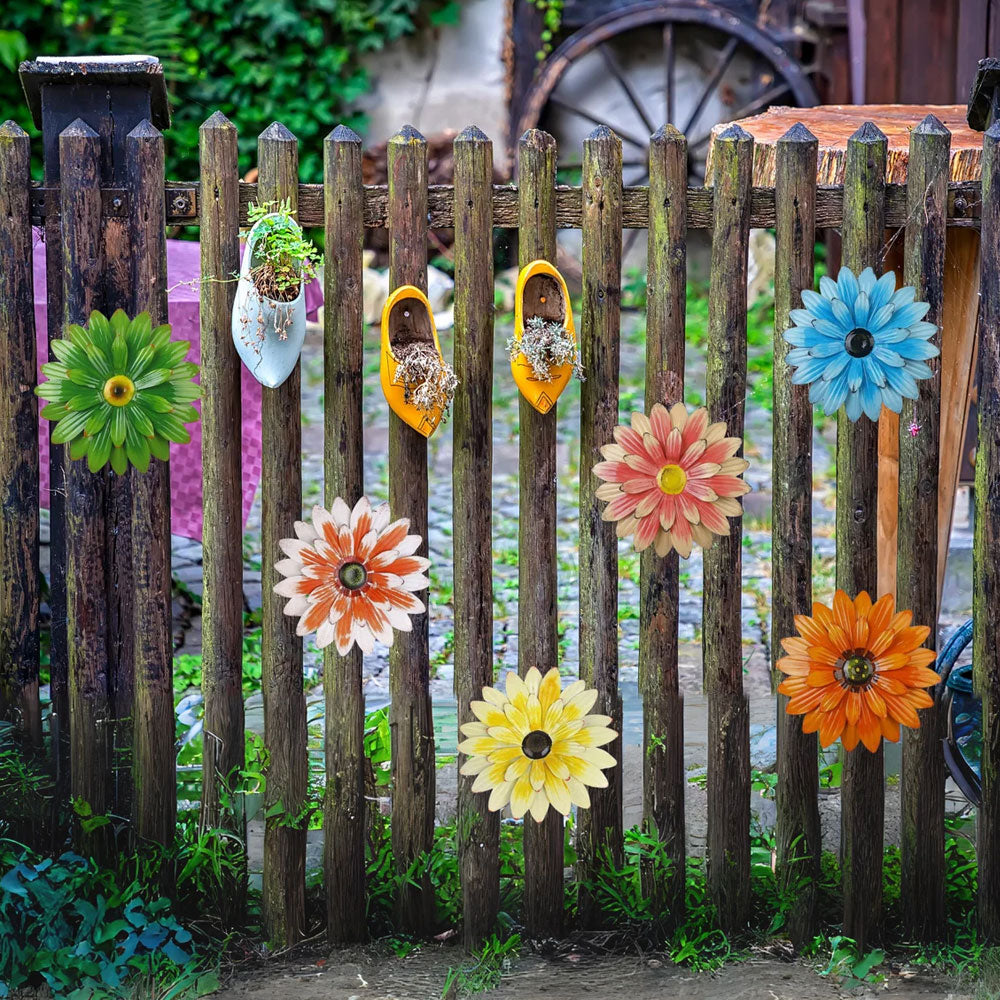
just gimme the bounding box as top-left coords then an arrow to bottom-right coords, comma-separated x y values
838,121 -> 888,950
772,121 -> 820,944
452,125 -> 500,948
517,129 -> 564,938
976,120 -> 1000,943
60,118 -> 111,862
577,124 -> 624,924
127,119 -> 174,849
258,122 -> 308,948
899,115 -> 950,941
198,110 -> 246,921
386,125 -> 436,932
323,124 -> 367,944
639,124 -> 687,921
0,120 -> 40,748
704,124 -> 753,934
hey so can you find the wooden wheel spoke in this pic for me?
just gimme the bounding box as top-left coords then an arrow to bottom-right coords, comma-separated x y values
663,22 -> 675,126
682,37 -> 740,135
548,96 -> 649,150
689,81 -> 794,150
598,43 -> 658,136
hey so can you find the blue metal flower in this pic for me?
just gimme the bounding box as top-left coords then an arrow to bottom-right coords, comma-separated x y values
783,265 -> 939,422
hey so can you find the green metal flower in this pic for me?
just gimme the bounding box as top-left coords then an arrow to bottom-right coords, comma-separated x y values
36,309 -> 201,475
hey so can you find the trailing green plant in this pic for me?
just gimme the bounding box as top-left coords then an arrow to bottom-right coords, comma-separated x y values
244,200 -> 322,303
442,933 -> 522,996
0,846 -> 210,998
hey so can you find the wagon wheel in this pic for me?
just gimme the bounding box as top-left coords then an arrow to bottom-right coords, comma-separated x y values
515,1 -> 819,258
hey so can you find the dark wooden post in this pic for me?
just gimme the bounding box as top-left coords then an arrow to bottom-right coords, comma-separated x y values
0,120 -> 40,747
704,124 -> 753,934
126,120 -> 174,851
323,124 -> 367,943
976,120 -> 1000,943
452,125 -> 500,948
898,115 -> 950,941
516,129 -> 564,938
577,124 -> 624,926
258,122 -> 307,948
19,56 -> 170,798
772,122 -> 820,945
387,124 -> 436,932
639,124 -> 687,922
59,118 -> 111,859
198,110 -> 246,921
838,121 -> 887,951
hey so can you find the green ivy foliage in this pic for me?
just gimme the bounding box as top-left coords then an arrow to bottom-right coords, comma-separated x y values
1,0 -> 461,179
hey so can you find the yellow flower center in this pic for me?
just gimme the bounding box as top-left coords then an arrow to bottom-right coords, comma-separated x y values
521,730 -> 552,760
102,374 -> 135,407
657,463 -> 687,495
843,654 -> 875,686
338,561 -> 368,591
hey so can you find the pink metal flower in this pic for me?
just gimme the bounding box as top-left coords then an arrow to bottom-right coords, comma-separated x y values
593,402 -> 750,558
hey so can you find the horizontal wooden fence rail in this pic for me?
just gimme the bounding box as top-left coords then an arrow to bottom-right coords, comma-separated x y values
26,179 -> 987,229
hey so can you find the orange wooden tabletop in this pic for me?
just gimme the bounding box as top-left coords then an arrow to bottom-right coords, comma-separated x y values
707,104 -> 982,184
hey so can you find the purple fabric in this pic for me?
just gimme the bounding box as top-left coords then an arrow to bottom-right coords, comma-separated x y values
33,231 -> 323,540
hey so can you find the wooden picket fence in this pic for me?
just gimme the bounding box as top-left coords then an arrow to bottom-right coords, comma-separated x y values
2,69 -> 1000,954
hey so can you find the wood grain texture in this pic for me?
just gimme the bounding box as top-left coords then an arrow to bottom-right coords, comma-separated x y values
837,122 -> 887,952
0,121 -> 40,746
322,125 -> 367,944
703,124 -> 752,935
198,113 -> 247,924
452,125 -> 500,948
60,119 -> 111,861
258,123 -> 307,948
577,125 -> 623,927
898,116 -> 949,942
126,120 -> 174,850
772,122 -> 820,946
639,125 -> 686,922
706,105 -> 982,185
975,121 -> 1000,943
516,129 -> 564,939
387,125 -> 436,933
159,178 -> 983,230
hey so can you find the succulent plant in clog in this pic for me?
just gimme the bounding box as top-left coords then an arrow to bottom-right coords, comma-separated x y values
232,199 -> 321,389
36,309 -> 201,474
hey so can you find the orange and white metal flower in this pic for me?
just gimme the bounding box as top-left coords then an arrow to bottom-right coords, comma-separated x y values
777,590 -> 940,752
593,402 -> 750,558
273,496 -> 429,656
458,667 -> 617,822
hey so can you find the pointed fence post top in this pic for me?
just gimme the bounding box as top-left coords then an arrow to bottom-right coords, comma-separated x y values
201,110 -> 235,133
777,121 -> 818,145
328,123 -> 362,145
848,121 -> 888,146
259,121 -> 296,144
455,124 -> 490,144
389,123 -> 426,146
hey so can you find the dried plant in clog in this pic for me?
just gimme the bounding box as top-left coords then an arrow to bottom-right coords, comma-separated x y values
777,590 -> 940,752
593,402 -> 750,558
36,309 -> 200,474
391,342 -> 458,418
273,496 -> 429,656
506,316 -> 584,383
458,667 -> 617,822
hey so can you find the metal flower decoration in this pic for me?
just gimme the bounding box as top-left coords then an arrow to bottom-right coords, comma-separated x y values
273,496 -> 429,655
458,667 -> 617,822
777,590 -> 939,752
593,403 -> 750,558
783,266 -> 939,422
36,310 -> 200,474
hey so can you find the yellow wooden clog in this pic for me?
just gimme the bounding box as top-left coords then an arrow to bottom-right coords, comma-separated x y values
511,259 -> 575,414
380,284 -> 445,438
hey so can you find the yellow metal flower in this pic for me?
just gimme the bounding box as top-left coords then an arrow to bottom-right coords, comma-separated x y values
458,667 -> 617,822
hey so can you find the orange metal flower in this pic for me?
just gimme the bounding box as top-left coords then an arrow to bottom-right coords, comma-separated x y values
273,497 -> 429,656
777,590 -> 940,752
592,402 -> 750,558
